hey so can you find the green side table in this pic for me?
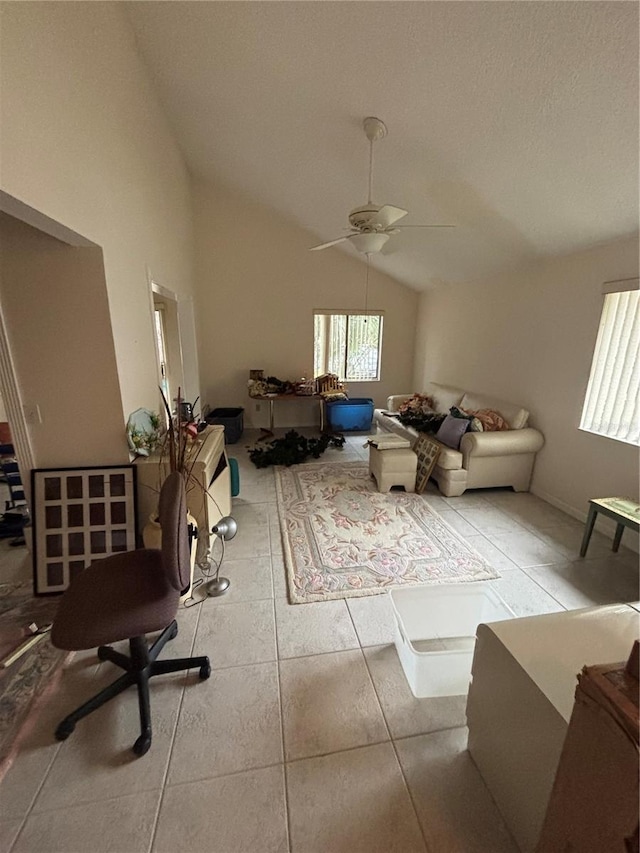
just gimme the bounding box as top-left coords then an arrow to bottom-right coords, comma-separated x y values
579,497 -> 640,557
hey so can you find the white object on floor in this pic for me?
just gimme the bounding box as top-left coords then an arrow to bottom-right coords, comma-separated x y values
466,603 -> 640,852
389,583 -> 514,698
369,444 -> 417,492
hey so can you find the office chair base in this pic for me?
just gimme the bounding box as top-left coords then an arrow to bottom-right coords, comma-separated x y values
54,621 -> 210,757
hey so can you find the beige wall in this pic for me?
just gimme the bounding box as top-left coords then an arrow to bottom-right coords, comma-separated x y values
193,180 -> 419,429
0,2 -> 195,421
0,215 -> 126,468
415,235 -> 640,521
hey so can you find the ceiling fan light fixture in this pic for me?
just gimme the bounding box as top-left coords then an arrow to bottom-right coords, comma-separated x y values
349,232 -> 389,254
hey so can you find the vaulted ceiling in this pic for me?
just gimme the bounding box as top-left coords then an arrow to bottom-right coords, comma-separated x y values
127,1 -> 639,291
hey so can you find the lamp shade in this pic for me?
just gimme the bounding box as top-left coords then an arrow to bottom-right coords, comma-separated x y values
211,516 -> 237,541
349,232 -> 389,254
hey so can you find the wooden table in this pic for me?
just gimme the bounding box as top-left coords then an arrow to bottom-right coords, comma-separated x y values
252,394 -> 326,435
579,496 -> 640,557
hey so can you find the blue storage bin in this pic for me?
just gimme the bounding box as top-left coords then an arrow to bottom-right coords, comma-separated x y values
325,398 -> 374,432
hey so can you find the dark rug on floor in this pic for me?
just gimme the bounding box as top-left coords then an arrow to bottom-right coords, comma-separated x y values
0,583 -> 70,781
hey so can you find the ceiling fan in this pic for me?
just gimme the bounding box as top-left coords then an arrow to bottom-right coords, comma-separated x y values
310,116 -> 455,254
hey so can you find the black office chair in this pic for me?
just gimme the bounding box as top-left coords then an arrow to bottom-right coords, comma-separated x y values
51,472 -> 211,756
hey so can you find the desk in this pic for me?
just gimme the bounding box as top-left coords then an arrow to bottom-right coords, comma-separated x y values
580,496 -> 640,557
253,394 -> 326,434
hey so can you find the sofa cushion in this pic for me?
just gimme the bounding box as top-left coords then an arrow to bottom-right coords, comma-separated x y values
435,444 -> 464,470
459,392 -> 529,429
424,382 -> 465,414
436,414 -> 470,449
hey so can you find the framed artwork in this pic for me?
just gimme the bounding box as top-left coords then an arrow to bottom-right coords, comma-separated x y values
414,434 -> 441,493
31,465 -> 137,595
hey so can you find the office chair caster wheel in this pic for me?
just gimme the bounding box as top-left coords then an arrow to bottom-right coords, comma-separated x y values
55,720 -> 75,741
133,732 -> 152,757
168,622 -> 178,641
199,661 -> 211,680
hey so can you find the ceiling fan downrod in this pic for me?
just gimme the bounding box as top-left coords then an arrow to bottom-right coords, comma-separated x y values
363,117 -> 387,204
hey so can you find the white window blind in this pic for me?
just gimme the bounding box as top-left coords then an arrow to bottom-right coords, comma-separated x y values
579,283 -> 640,445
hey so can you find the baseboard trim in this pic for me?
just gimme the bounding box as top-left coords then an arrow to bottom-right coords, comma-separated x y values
531,486 -> 639,555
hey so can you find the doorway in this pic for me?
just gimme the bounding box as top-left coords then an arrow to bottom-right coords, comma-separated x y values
149,279 -> 200,417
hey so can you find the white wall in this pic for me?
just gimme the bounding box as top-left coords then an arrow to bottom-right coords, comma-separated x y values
193,180 -> 419,429
0,2 -> 195,422
0,215 -> 127,468
415,234 -> 640,522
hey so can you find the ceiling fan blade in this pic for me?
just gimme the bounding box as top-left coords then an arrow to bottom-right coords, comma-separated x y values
369,205 -> 408,229
393,224 -> 456,228
310,236 -> 350,251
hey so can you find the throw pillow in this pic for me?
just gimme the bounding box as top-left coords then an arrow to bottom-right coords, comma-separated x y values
449,405 -> 484,433
468,409 -> 510,431
435,414 -> 470,449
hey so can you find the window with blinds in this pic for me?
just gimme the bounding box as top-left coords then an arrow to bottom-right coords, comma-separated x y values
579,282 -> 639,446
313,312 -> 383,381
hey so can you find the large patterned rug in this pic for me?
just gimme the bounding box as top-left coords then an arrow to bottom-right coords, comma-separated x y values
275,462 -> 499,603
0,583 -> 70,781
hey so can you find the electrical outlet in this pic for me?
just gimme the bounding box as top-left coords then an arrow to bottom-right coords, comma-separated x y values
255,403 -> 261,412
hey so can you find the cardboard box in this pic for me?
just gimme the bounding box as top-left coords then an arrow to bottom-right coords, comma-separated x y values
536,645 -> 639,853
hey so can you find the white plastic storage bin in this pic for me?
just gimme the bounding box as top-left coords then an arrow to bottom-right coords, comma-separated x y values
389,583 -> 514,698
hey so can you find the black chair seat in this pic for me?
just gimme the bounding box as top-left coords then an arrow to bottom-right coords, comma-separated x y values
51,549 -> 179,651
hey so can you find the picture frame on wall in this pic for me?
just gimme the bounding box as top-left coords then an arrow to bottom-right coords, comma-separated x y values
31,465 -> 137,595
414,434 -> 441,493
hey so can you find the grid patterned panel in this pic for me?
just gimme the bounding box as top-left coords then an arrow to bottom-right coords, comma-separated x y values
32,466 -> 137,594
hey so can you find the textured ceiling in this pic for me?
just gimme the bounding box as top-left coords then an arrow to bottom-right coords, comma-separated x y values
127,1 -> 639,291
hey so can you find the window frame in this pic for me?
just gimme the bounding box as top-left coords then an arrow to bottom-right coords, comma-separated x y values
313,309 -> 384,382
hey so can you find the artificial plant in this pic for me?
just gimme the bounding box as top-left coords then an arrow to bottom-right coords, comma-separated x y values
249,429 -> 345,468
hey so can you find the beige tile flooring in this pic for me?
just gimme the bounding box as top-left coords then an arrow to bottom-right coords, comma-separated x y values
0,433 -> 638,852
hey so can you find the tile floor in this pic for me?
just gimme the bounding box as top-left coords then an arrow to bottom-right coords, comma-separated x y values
0,433 -> 638,852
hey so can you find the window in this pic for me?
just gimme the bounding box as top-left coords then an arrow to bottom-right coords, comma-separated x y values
314,311 -> 383,381
153,302 -> 171,403
580,281 -> 639,446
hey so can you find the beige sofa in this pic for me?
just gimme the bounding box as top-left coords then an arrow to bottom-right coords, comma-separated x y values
373,382 -> 544,497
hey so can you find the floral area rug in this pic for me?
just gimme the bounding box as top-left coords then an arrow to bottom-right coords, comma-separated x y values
0,583 -> 71,781
275,462 -> 499,603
